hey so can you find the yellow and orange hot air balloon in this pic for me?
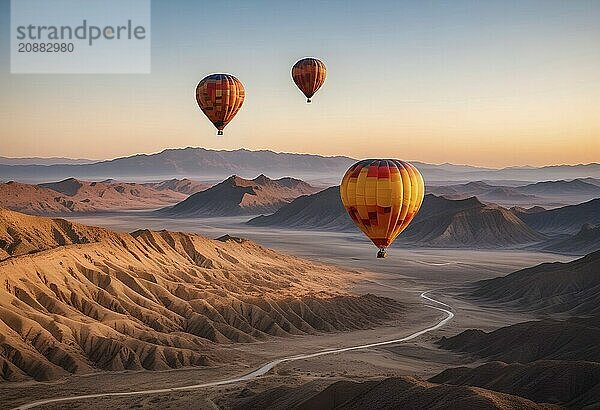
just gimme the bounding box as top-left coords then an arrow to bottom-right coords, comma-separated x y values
340,159 -> 425,258
196,73 -> 245,135
291,58 -> 326,103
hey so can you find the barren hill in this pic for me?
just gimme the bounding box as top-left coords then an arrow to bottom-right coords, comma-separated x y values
0,178 -> 188,215
248,186 -> 354,230
437,316 -> 600,363
430,360 -> 600,408
399,195 -> 544,247
541,223 -> 600,255
159,174 -> 318,217
233,376 -> 556,409
470,250 -> 600,315
517,198 -> 600,235
0,209 -> 402,382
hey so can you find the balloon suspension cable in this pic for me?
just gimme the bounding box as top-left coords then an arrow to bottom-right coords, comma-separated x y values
217,130 -> 223,136
306,98 -> 311,103
377,248 -> 387,258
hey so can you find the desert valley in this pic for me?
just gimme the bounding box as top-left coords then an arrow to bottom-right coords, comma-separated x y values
0,148 -> 598,409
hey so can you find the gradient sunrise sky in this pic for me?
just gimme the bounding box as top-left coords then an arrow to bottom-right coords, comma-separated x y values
0,0 -> 598,167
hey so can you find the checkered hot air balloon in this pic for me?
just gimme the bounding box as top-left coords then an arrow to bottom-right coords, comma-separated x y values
340,159 -> 425,258
291,58 -> 327,103
195,74 -> 245,135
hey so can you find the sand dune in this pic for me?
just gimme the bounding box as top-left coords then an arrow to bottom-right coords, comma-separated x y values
0,178 -> 189,215
233,376 -> 556,409
430,360 -> 600,408
0,209 -> 402,382
160,174 -> 318,217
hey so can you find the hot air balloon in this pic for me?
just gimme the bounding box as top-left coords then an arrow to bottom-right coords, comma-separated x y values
340,159 -> 425,258
195,73 -> 245,135
291,58 -> 326,103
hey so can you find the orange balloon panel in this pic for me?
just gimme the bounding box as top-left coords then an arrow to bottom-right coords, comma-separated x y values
291,58 -> 326,103
340,159 -> 425,249
196,74 -> 245,135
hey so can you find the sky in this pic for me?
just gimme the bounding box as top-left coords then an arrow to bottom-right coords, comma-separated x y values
0,0 -> 599,167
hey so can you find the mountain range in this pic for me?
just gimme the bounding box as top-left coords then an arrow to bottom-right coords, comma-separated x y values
0,178 -> 200,214
1,147 -> 599,183
250,191 -> 545,248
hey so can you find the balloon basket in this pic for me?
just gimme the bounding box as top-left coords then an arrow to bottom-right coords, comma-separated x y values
377,249 -> 387,258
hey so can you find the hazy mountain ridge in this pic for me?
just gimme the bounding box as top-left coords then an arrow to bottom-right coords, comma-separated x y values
1,147 -> 598,183
516,198 -> 600,235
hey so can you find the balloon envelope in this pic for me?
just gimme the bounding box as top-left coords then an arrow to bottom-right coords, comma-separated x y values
291,58 -> 326,103
196,74 -> 245,135
340,159 -> 425,256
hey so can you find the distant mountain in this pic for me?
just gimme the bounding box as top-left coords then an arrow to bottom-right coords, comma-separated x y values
517,179 -> 600,196
0,178 -> 187,215
159,174 -> 318,217
430,360 -> 600,408
234,376 -> 553,409
399,195 -> 544,247
517,198 -> 600,235
142,178 -> 208,195
0,147 -> 355,183
249,190 -> 543,248
541,223 -> 600,255
470,250 -> 600,315
0,156 -> 96,166
438,316 -> 600,363
1,147 -> 598,183
428,181 -> 540,206
430,178 -> 600,207
247,186 -> 354,230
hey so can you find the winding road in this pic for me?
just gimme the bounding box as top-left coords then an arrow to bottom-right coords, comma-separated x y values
14,291 -> 454,410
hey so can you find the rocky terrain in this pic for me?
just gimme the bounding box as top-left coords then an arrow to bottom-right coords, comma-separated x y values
0,208 -> 403,382
231,376 -> 557,409
470,250 -> 600,315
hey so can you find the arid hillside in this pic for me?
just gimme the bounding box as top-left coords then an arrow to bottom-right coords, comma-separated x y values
0,209 -> 402,382
0,178 -> 191,215
160,174 -> 318,217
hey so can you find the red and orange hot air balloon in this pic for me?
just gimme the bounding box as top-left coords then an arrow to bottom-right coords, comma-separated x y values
196,73 -> 245,135
291,58 -> 326,103
340,159 -> 425,258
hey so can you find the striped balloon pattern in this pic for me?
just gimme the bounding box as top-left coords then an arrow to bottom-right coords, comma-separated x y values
340,159 -> 425,254
291,58 -> 327,103
196,74 -> 245,135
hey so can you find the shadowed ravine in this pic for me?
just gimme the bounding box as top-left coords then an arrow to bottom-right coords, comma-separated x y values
13,290 -> 454,410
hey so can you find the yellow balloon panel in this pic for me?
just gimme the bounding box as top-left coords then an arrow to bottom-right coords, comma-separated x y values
340,159 -> 424,249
